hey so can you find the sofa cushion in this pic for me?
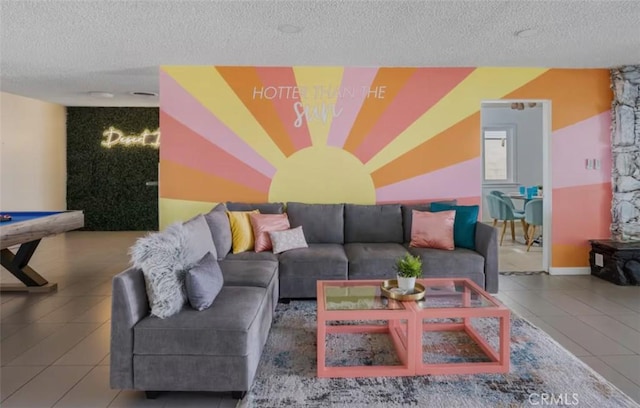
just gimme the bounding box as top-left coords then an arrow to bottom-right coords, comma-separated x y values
401,200 -> 457,243
286,202 -> 344,244
269,226 -> 308,254
344,243 -> 409,279
218,260 -> 278,288
278,243 -> 348,279
183,214 -> 217,264
430,203 -> 479,250
344,204 -> 403,243
185,252 -> 223,311
226,202 -> 284,214
204,203 -> 232,260
410,210 -> 455,251
134,286 -> 268,356
224,251 -> 278,262
407,245 -> 485,287
227,210 -> 259,253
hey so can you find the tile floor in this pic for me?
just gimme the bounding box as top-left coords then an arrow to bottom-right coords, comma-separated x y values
1,231 -> 639,407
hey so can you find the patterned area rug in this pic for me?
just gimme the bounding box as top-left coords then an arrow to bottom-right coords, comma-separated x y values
239,301 -> 638,408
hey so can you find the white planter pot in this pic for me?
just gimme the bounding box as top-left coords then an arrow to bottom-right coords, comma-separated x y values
397,276 -> 416,292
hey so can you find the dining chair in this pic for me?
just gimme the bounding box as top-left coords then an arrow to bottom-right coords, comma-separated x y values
489,190 -> 524,215
486,194 -> 527,245
524,198 -> 543,251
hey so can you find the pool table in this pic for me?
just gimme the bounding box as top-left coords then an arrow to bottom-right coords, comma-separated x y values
0,211 -> 84,292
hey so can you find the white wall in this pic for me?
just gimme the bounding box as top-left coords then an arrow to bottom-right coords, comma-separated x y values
481,104 -> 543,221
0,92 -> 67,210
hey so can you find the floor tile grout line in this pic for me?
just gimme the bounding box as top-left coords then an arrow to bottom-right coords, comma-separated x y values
4,320 -> 107,367
0,365 -> 48,403
50,364 -> 102,408
576,316 -> 640,355
106,389 -> 124,408
607,314 -> 640,334
530,314 -> 637,357
558,288 -> 640,316
51,320 -> 112,367
0,294 -> 76,323
33,295 -> 110,325
585,355 -> 640,389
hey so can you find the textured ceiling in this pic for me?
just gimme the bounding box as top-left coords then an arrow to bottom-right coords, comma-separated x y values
1,0 -> 639,107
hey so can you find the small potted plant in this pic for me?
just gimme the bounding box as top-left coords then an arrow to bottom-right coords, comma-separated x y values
394,254 -> 422,292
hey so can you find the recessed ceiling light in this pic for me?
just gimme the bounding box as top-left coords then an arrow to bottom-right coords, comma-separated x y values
129,91 -> 158,97
514,28 -> 538,38
277,24 -> 302,34
88,91 -> 114,98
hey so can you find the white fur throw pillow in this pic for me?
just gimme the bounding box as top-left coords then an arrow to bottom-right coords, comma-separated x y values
130,223 -> 190,319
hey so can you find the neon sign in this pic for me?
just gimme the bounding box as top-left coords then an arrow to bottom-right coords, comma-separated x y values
101,126 -> 160,148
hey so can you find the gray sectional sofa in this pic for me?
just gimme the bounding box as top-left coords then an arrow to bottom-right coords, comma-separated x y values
110,201 -> 498,399
225,201 -> 498,296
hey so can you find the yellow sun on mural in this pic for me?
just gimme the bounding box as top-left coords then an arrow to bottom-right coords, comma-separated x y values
268,146 -> 376,204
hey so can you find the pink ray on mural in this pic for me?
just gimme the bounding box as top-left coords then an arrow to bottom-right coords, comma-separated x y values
160,110 -> 271,192
552,111 -> 612,189
355,68 -> 475,163
326,67 -> 379,148
160,69 -> 276,178
375,158 -> 481,202
255,67 -> 312,151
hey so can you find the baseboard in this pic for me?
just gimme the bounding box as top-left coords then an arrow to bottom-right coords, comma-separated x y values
549,267 -> 590,275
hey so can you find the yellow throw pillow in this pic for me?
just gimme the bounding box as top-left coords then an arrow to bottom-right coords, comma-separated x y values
227,210 -> 259,254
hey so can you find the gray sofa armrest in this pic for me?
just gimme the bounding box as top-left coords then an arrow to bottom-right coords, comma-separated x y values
110,267 -> 149,389
474,222 -> 499,293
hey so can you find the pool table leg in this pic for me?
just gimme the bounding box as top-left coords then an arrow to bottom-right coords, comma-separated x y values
1,239 -> 50,287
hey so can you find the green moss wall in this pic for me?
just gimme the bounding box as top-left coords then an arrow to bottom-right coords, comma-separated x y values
67,107 -> 159,231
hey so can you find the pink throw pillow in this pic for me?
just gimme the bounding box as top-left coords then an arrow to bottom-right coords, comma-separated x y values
250,213 -> 291,252
410,210 -> 455,250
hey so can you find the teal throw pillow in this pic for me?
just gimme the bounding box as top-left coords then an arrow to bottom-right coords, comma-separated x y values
429,203 -> 479,250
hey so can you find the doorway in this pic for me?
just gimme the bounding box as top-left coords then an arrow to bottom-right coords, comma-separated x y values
480,100 -> 551,272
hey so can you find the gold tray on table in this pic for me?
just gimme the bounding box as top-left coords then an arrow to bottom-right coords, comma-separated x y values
380,279 -> 426,301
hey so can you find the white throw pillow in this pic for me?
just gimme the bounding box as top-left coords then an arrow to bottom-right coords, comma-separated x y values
129,223 -> 190,319
269,226 -> 309,254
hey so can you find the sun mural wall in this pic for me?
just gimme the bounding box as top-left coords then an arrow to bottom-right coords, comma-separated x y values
159,66 -> 612,270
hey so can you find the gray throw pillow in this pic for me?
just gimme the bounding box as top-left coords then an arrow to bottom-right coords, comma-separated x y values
185,252 -> 224,311
183,213 -> 217,264
204,203 -> 232,260
129,223 -> 189,319
269,226 -> 309,254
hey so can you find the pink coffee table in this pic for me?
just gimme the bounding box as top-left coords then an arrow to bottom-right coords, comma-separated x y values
407,278 -> 510,375
316,278 -> 510,378
316,280 -> 417,378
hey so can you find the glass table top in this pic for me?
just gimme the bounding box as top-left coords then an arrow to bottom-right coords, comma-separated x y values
322,283 -> 406,311
320,279 -> 500,311
414,280 -> 498,309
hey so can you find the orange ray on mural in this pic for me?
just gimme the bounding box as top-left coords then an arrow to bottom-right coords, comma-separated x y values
354,68 -> 475,163
505,69 -> 611,131
343,68 -> 417,154
371,113 -> 481,188
160,160 -> 268,203
216,66 -> 297,157
255,67 -> 313,150
551,244 -> 590,268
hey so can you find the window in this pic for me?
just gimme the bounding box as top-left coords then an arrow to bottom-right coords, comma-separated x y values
482,126 -> 515,183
